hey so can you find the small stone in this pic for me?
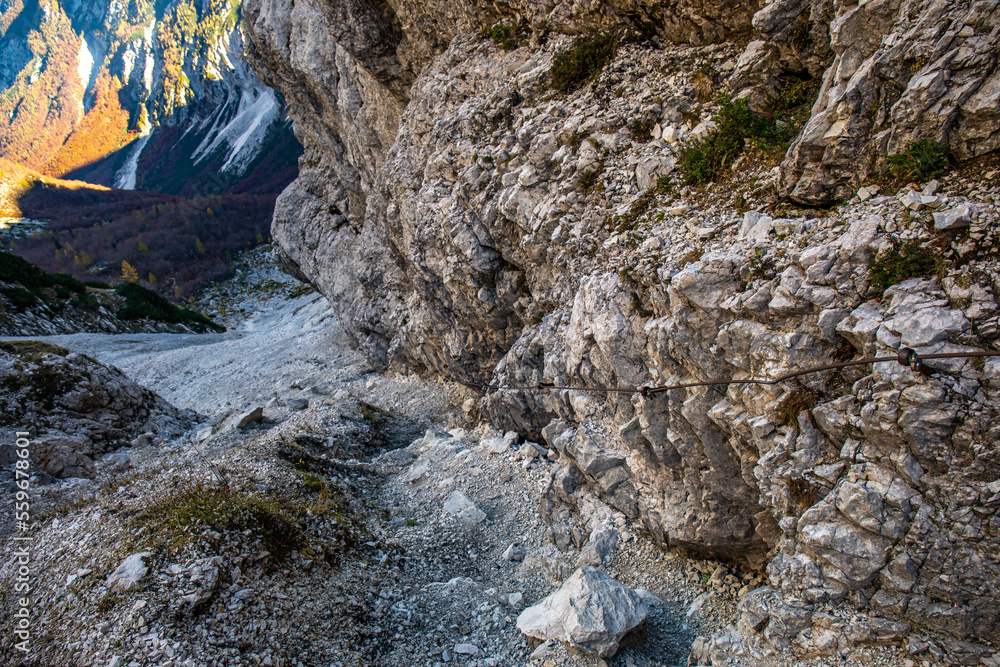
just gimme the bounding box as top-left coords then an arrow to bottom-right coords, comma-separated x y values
286,398 -> 309,410
443,490 -> 486,524
518,442 -> 539,459
900,190 -> 924,210
920,194 -> 942,209
106,553 -> 152,592
530,640 -> 559,660
236,407 -> 264,428
857,185 -> 879,201
640,235 -> 665,250
404,460 -> 428,487
130,433 -> 155,448
453,643 -> 479,656
933,204 -> 975,230
503,544 -> 525,562
483,437 -> 511,455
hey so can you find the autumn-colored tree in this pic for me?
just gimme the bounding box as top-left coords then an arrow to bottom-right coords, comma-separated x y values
120,260 -> 139,282
138,240 -> 149,253
147,272 -> 157,283
195,237 -> 205,255
174,284 -> 183,300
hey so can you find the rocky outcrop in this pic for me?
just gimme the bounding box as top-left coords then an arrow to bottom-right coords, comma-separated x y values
0,341 -> 195,480
735,0 -> 1000,204
244,0 -> 1000,660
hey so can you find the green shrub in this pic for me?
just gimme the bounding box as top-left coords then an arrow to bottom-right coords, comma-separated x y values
1,287 -> 36,311
628,118 -> 654,143
71,292 -> 100,312
578,162 -> 605,193
778,386 -> 818,426
115,282 -> 225,333
773,77 -> 821,124
677,97 -> 786,186
481,20 -> 529,50
868,239 -> 941,294
886,139 -> 952,183
748,246 -> 776,281
0,251 -> 86,296
550,32 -> 617,92
129,484 -> 304,559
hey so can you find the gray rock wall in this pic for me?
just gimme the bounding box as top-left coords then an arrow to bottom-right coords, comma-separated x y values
756,0 -> 1000,203
244,0 -> 1000,659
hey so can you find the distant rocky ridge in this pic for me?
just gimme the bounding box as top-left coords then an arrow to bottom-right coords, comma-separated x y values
0,0 -> 300,195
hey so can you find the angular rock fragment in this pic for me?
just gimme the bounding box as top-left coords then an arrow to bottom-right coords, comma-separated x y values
443,490 -> 486,524
236,406 -> 264,428
516,567 -> 648,658
106,553 -> 152,592
933,204 -> 975,231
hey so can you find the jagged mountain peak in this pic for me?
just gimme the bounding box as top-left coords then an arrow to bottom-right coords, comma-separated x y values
0,0 -> 300,195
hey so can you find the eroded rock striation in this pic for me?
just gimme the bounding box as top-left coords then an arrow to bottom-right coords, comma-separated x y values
245,0 -> 1000,661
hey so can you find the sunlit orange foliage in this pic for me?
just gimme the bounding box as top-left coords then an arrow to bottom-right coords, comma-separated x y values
43,73 -> 137,176
0,159 -> 113,216
0,158 -> 36,216
0,3 -> 82,169
0,0 -> 26,37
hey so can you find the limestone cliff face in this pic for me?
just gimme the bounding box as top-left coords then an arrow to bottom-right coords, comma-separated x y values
755,0 -> 1000,204
245,0 -> 1000,661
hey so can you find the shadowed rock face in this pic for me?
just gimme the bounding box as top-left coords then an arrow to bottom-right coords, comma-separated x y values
751,0 -> 1000,204
244,0 -> 1000,659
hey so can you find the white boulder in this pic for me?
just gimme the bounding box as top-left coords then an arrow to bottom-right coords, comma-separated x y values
516,567 -> 648,658
443,490 -> 486,524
